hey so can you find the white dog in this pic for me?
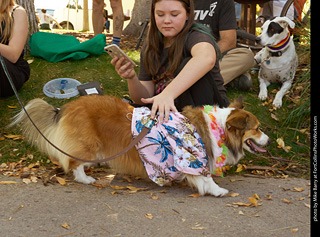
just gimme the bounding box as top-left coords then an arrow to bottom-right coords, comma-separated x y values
255,16 -> 298,108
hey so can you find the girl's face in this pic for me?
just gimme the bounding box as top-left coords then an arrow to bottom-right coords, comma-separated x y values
154,0 -> 188,42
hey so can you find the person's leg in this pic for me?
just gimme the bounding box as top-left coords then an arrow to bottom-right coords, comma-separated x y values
110,0 -> 124,46
261,1 -> 273,18
0,57 -> 29,98
220,47 -> 255,91
174,58 -> 230,111
92,0 -> 104,36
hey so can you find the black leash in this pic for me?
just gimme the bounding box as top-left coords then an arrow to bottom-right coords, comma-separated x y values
0,53 -> 156,163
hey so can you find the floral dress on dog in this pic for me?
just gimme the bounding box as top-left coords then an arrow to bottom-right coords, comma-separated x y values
131,107 -> 211,186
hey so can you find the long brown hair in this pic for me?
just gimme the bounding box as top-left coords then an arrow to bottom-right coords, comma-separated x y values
143,0 -> 195,76
0,0 -> 15,44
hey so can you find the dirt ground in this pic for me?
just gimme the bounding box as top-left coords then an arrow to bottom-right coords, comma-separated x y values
0,171 -> 310,237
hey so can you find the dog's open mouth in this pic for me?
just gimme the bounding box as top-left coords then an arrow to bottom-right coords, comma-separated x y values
245,139 -> 267,153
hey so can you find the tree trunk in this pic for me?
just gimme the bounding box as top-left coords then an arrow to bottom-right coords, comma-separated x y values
83,0 -> 89,31
16,0 -> 39,54
123,0 -> 152,36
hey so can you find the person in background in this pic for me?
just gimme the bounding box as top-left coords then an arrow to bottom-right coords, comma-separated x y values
0,0 -> 30,98
111,0 -> 229,123
103,3 -> 110,33
259,0 -> 295,21
93,0 -> 123,46
37,9 -> 62,30
194,0 -> 255,91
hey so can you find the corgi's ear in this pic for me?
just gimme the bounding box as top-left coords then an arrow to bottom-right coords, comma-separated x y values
226,111 -> 248,130
274,16 -> 295,29
228,95 -> 244,109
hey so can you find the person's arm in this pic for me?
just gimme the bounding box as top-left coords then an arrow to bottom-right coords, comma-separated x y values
0,7 -> 28,63
111,57 -> 154,103
142,42 -> 216,123
47,14 -> 63,29
216,0 -> 237,54
218,29 -> 237,54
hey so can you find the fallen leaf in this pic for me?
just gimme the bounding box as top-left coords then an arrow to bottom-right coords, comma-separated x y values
7,105 -> 17,109
4,135 -> 25,140
276,137 -> 285,148
126,185 -> 149,193
304,203 -> 310,208
229,192 -> 240,197
248,197 -> 258,207
122,176 -> 132,183
188,193 -> 200,198
284,145 -> 292,151
282,198 -> 293,204
236,164 -> 245,173
56,176 -> 66,185
238,211 -> 245,215
30,176 -> 38,183
292,187 -> 304,192
110,185 -> 126,190
151,193 -> 159,200
253,193 -> 260,200
265,195 -> 272,200
276,137 -> 290,152
145,213 -> 153,220
232,202 -> 251,207
27,59 -> 34,64
22,178 -> 31,184
0,181 -> 18,184
291,228 -> 299,233
271,113 -> 279,121
92,178 -> 110,188
61,222 -> 70,229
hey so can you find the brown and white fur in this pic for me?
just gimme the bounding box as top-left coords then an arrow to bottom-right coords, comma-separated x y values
10,95 -> 270,197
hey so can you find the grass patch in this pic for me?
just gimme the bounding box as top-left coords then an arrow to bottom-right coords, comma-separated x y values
0,42 -> 310,177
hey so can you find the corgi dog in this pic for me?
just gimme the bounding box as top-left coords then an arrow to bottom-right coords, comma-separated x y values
10,95 -> 270,197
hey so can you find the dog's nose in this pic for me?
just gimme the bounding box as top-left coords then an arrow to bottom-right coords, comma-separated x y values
266,138 -> 272,146
255,37 -> 261,44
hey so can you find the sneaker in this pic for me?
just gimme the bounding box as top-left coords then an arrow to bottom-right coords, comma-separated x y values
228,72 -> 253,91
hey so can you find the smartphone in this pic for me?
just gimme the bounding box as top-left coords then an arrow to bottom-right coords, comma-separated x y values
104,45 -> 137,67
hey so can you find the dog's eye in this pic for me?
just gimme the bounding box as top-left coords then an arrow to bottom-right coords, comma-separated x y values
256,127 -> 259,132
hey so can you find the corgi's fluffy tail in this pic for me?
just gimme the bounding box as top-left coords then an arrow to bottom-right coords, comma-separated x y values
9,99 -> 69,171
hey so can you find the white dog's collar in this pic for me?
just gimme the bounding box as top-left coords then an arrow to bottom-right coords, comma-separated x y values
267,33 -> 291,57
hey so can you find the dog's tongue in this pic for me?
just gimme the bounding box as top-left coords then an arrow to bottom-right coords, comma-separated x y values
249,140 -> 267,153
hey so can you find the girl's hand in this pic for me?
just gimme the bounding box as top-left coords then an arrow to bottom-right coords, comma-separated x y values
111,56 -> 136,80
141,93 -> 178,123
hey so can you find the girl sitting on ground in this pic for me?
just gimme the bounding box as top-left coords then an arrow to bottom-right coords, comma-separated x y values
0,0 -> 30,98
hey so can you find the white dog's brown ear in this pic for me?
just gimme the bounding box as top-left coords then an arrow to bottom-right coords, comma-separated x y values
229,95 -> 244,109
275,16 -> 295,29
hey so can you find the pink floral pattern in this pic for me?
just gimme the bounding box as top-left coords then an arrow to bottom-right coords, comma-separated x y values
131,107 -> 211,186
